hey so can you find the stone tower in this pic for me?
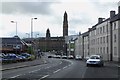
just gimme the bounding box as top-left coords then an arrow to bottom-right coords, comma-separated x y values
46,28 -> 51,39
63,11 -> 68,37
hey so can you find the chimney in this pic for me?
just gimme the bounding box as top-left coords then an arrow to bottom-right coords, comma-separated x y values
110,11 -> 116,18
98,18 -> 104,23
118,1 -> 120,13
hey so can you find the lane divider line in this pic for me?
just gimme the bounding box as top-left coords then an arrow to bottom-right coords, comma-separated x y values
63,66 -> 68,69
53,69 -> 61,73
10,74 -> 21,78
40,75 -> 49,79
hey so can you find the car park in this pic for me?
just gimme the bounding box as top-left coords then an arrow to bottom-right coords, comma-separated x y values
86,55 -> 104,67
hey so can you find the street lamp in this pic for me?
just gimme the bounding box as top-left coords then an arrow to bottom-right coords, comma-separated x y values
31,18 -> 37,38
26,33 -> 30,38
11,21 -> 17,36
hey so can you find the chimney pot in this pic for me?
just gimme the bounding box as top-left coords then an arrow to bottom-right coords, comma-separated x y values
110,11 -> 115,18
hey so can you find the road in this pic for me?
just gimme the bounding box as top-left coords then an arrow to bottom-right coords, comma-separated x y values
2,53 -> 119,80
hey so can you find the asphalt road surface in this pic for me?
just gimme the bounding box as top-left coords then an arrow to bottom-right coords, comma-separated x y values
2,56 -> 119,80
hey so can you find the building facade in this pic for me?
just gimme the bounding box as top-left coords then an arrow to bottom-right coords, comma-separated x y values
75,3 -> 120,62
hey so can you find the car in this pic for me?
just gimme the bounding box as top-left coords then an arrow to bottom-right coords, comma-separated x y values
48,55 -> 52,58
21,53 -> 32,61
3,53 -> 20,63
61,55 -> 67,59
86,55 -> 104,67
17,55 -> 27,61
68,55 -> 74,59
55,55 -> 61,58
75,55 -> 82,60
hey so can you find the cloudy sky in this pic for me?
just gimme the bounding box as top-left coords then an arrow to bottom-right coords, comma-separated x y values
1,0 -> 119,38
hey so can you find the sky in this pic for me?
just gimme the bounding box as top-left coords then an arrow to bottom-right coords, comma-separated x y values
0,0 -> 119,38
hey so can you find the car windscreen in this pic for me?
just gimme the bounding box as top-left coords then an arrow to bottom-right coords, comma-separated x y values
90,56 -> 100,59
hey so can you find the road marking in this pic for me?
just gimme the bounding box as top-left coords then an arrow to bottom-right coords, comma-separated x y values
29,70 -> 38,73
45,67 -> 50,69
53,69 -> 61,73
10,75 -> 21,78
63,66 -> 68,69
59,62 -> 62,65
40,75 -> 49,79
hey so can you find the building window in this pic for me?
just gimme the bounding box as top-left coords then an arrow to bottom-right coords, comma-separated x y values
106,36 -> 108,43
98,38 -> 99,44
114,22 -> 116,30
103,26 -> 105,33
114,34 -> 117,42
114,47 -> 117,56
107,47 -> 109,54
103,37 -> 105,43
100,27 -> 102,34
100,37 -> 102,44
103,47 -> 105,54
100,47 -> 102,54
106,24 -> 108,32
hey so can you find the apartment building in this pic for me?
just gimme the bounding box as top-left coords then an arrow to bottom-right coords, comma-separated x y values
74,2 -> 120,62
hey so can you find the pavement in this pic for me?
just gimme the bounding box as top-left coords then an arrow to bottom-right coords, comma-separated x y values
0,57 -> 48,71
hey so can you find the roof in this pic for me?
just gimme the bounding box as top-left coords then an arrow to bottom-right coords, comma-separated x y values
1,36 -> 27,45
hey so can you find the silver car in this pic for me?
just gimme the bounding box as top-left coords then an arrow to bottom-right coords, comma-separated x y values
86,55 -> 104,67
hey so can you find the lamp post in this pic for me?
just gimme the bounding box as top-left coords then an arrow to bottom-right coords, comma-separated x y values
11,20 -> 18,54
31,18 -> 37,38
26,33 -> 30,38
11,21 -> 17,36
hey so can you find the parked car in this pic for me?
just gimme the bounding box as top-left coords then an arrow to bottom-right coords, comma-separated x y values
61,55 -> 67,59
86,55 -> 104,67
17,55 -> 27,61
3,53 -> 20,63
55,55 -> 61,58
75,55 -> 82,60
68,55 -> 74,59
21,53 -> 32,61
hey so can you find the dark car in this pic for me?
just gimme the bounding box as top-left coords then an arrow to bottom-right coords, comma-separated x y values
21,53 -> 32,61
86,55 -> 104,67
3,53 -> 20,63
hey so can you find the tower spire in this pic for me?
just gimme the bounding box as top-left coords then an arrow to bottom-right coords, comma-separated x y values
63,11 -> 68,37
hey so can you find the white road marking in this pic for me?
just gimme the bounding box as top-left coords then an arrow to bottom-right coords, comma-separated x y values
40,75 -> 49,79
10,75 -> 21,78
53,69 -> 61,73
63,66 -> 68,69
29,70 -> 38,73
45,67 -> 50,69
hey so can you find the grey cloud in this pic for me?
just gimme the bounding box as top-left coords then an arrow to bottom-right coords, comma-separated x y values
2,2 -> 54,15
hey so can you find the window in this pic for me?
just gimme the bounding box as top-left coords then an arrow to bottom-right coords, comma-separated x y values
107,47 -> 109,54
103,26 -> 105,33
103,47 -> 105,54
100,47 -> 102,54
106,36 -> 109,43
114,47 -> 117,56
106,24 -> 108,32
100,27 -> 102,34
114,34 -> 117,42
103,37 -> 105,43
100,37 -> 102,44
98,38 -> 99,44
114,22 -> 116,30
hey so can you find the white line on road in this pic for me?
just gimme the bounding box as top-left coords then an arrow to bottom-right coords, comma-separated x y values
45,66 -> 50,69
40,75 -> 49,79
10,75 -> 21,78
53,69 -> 61,73
29,70 -> 38,73
63,66 -> 68,69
